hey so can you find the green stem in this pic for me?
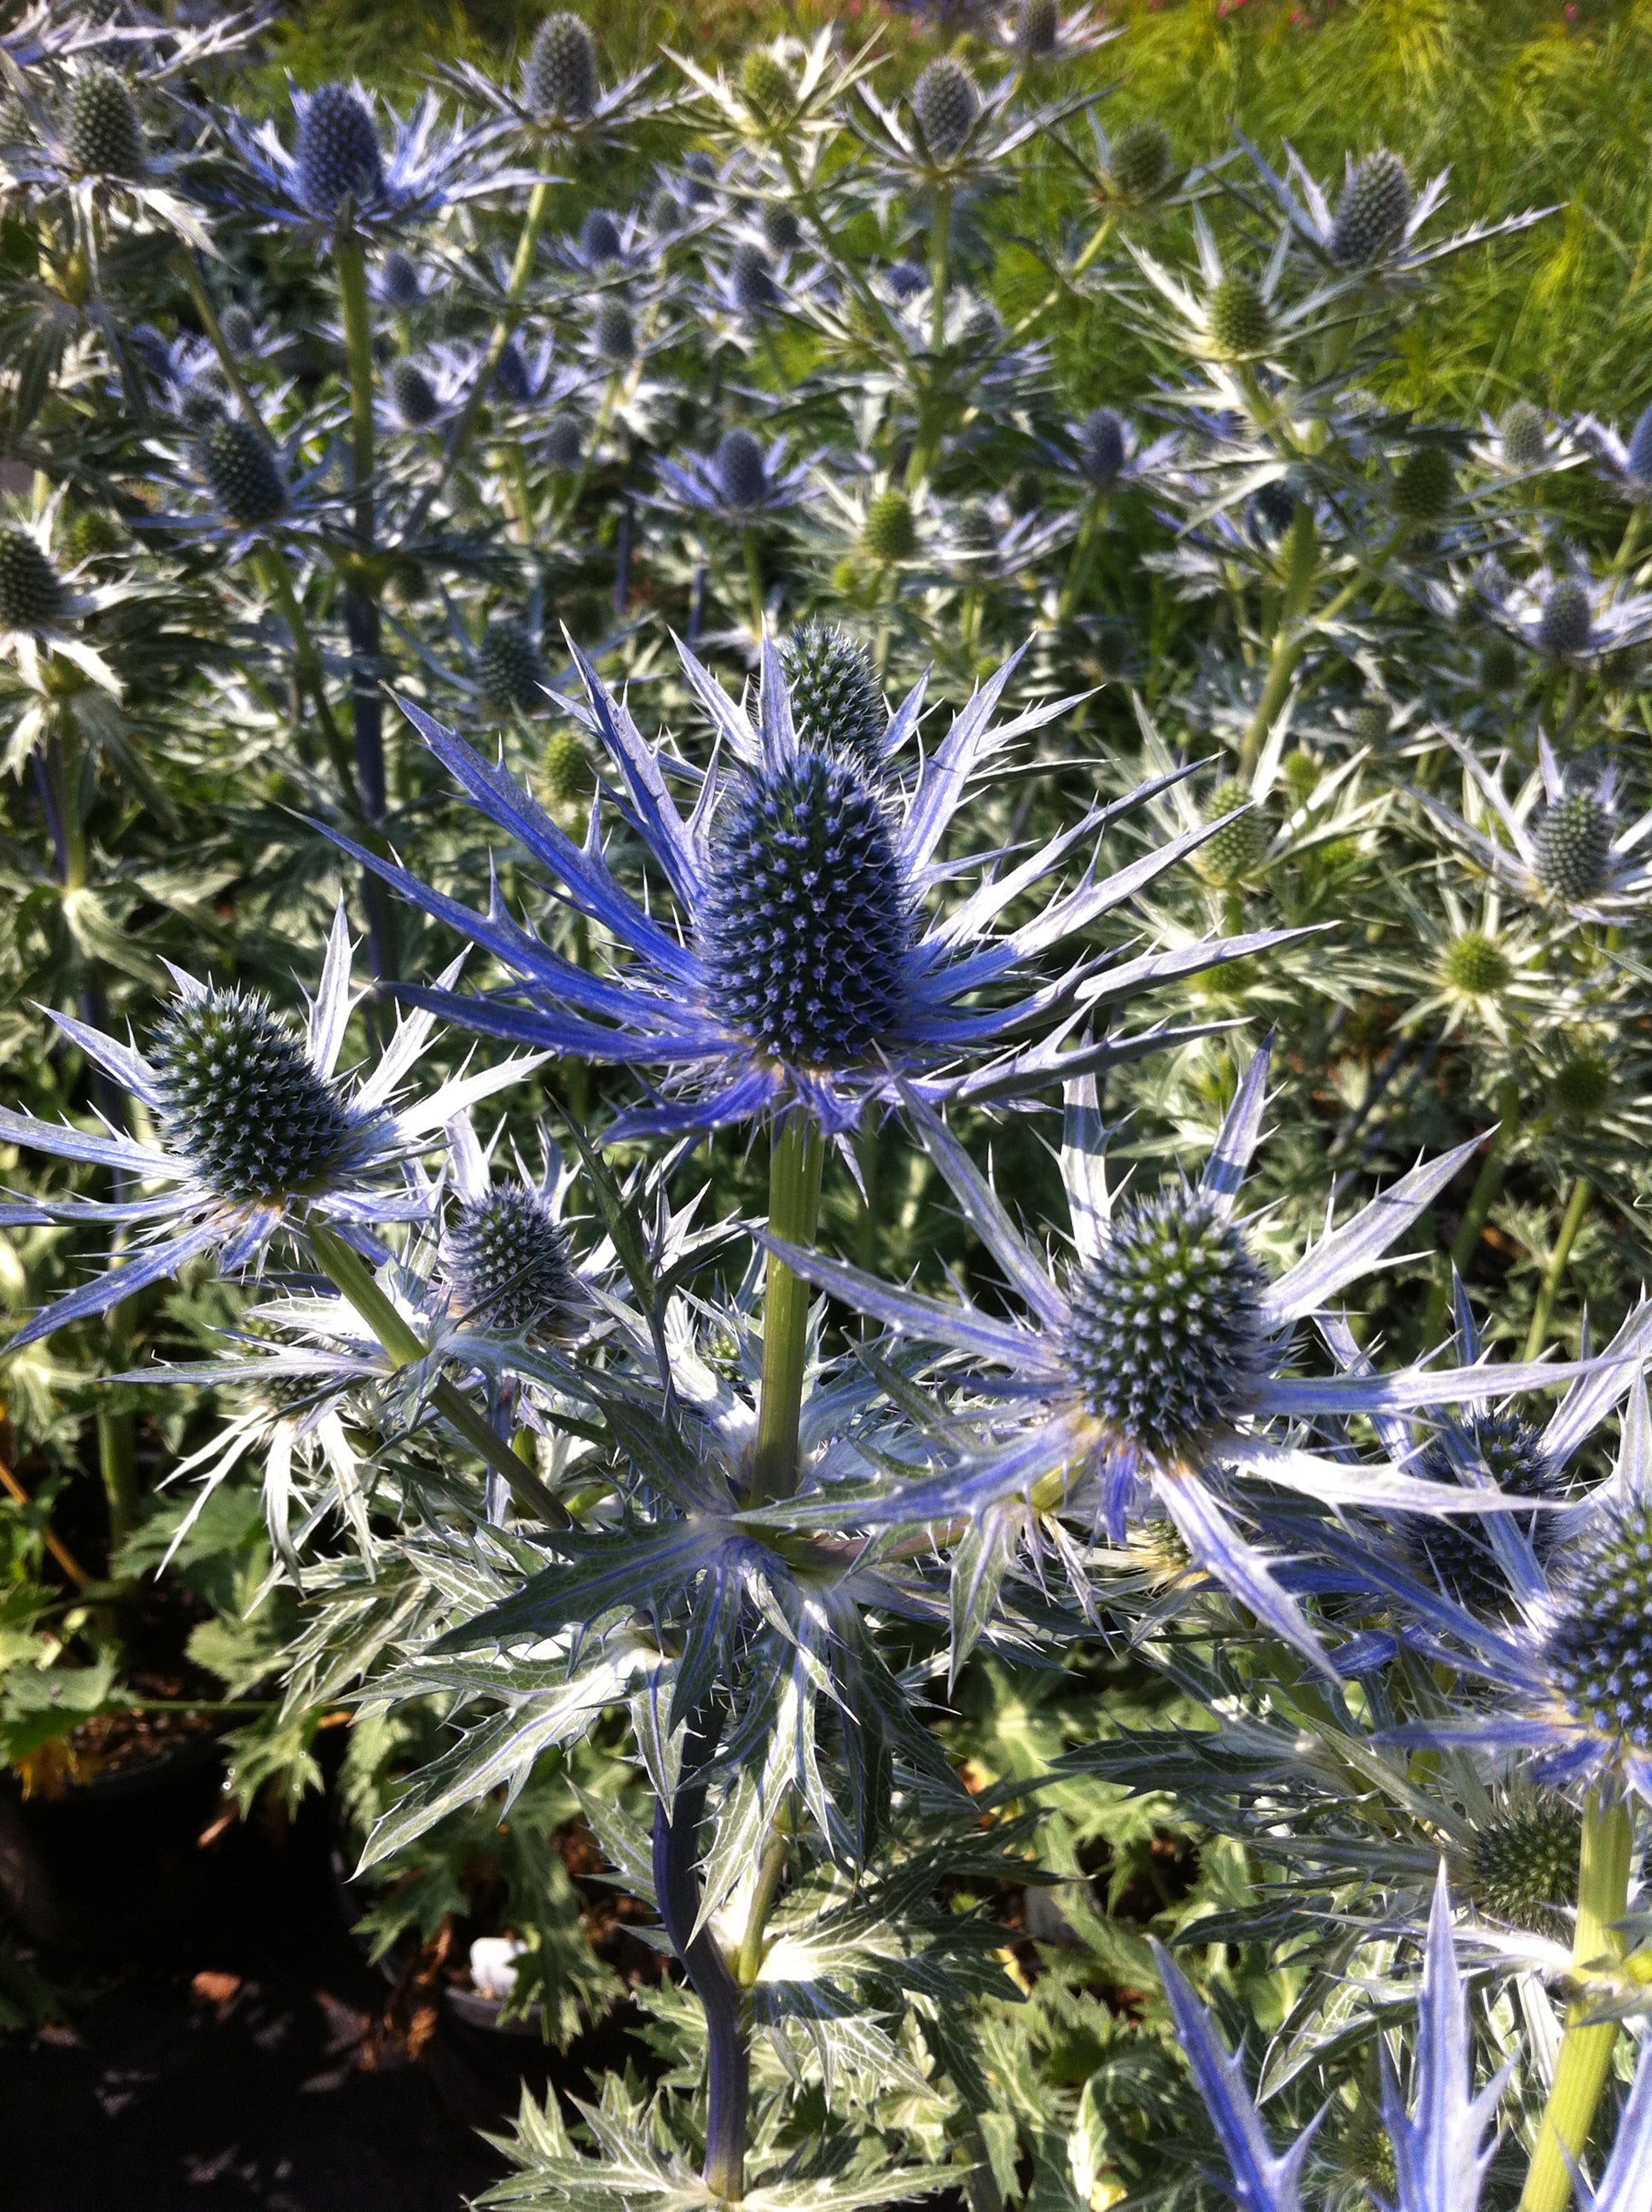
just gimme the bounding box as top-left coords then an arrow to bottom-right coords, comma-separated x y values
744,526 -> 767,641
254,543 -> 353,796
407,177 -> 557,538
307,1225 -> 567,1526
334,236 -> 376,537
1520,1793 -> 1632,2212
1422,1079 -> 1520,1342
735,1819 -> 791,1988
1522,1177 -> 1592,1362
45,719 -> 86,893
174,249 -> 264,434
929,183 -> 951,358
1610,505 -> 1645,581
747,1116 -> 825,1507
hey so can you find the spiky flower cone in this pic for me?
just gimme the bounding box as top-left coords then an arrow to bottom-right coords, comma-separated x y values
1391,445 -> 1455,523
295,84 -> 383,218
0,532 -> 65,632
1207,273 -> 1270,359
863,490 -> 916,564
1328,148 -> 1411,266
1066,1191 -> 1267,1452
200,417 -> 286,527
713,428 -> 768,509
592,299 -> 635,362
1499,400 -> 1547,471
700,754 -> 910,1066
525,13 -> 600,121
1195,781 -> 1265,887
1441,931 -> 1510,998
151,990 -> 358,1204
1535,786 -> 1613,902
1537,578 -> 1593,659
444,1185 -> 578,1336
476,618 -> 546,713
780,622 -> 886,769
1109,119 -> 1172,201
742,48 -> 795,124
912,57 -> 979,161
64,67 -> 143,179
388,358 -> 439,428
1467,1800 -> 1582,1939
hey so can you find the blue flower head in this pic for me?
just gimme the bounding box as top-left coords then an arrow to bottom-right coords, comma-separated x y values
753,1041 -> 1608,1671
326,637 -> 1281,1143
0,905 -> 543,1353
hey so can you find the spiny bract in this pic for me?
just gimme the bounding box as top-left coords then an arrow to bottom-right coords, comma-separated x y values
1407,1412 -> 1562,1615
476,617 -> 546,713
779,622 -> 886,770
444,1185 -> 578,1336
295,84 -> 384,219
150,991 -> 361,1205
64,67 -> 143,179
1328,148 -> 1412,267
699,751 -> 910,1067
1109,118 -> 1172,202
0,530 -> 65,632
1065,1190 -> 1267,1453
1535,785 -> 1614,903
1544,1499 -> 1652,1752
1466,1799 -> 1582,1938
912,57 -> 980,161
713,428 -> 769,510
525,13 -> 600,121
200,417 -> 286,527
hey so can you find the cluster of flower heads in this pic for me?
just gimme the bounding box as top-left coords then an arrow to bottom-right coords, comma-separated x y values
9,3 -> 1652,2208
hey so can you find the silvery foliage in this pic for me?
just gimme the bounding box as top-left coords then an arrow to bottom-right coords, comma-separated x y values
7,3 -> 1652,2207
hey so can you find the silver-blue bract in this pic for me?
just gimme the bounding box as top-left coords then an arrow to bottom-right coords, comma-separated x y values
326,637 -> 1283,1141
1159,1864 -> 1652,2212
0,905 -> 541,1353
756,1040 -> 1604,1669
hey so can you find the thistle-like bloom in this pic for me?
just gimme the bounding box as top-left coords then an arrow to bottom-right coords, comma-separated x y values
0,513 -> 131,703
986,0 -> 1119,62
324,637 -> 1279,1142
443,15 -> 670,156
756,1042 -> 1602,1667
3,56 -> 212,247
1152,1869 -> 1591,2212
1334,1381 -> 1652,1804
1485,555 -> 1652,667
1240,137 -> 1552,282
1418,734 -> 1652,925
0,906 -> 540,1353
215,82 -> 538,245
1047,406 -> 1177,497
650,430 -> 818,522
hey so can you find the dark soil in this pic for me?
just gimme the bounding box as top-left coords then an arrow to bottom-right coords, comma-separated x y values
0,1744 -> 643,2211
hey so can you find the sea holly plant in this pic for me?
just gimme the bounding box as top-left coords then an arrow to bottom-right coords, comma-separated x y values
8,3 -> 1652,2208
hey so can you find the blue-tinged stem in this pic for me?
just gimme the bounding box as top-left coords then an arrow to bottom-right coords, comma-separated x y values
653,1715 -> 749,2201
747,1115 -> 825,1508
1520,1792 -> 1632,2212
334,231 -> 396,984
